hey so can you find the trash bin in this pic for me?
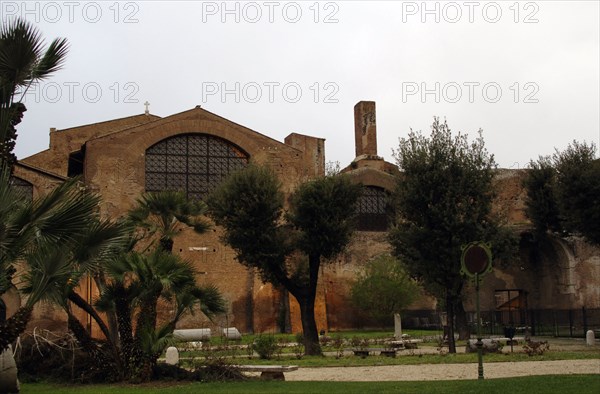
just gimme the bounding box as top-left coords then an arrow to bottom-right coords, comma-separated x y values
503,326 -> 516,339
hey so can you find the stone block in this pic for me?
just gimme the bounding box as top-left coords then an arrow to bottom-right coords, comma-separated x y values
0,346 -> 20,393
165,346 -> 179,365
586,330 -> 595,346
173,328 -> 211,341
223,327 -> 242,340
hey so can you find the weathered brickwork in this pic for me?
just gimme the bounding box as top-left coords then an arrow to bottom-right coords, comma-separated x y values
9,101 -> 599,337
354,101 -> 378,157
15,106 -> 326,335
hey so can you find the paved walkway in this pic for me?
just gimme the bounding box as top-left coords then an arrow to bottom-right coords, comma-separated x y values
283,359 -> 600,381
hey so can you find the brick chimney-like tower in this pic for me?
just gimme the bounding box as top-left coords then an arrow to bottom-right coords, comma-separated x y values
354,101 -> 377,157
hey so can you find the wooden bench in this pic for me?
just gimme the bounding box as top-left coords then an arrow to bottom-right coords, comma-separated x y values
234,365 -> 299,380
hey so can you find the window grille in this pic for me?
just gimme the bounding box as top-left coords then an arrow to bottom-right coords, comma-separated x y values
145,134 -> 249,200
9,176 -> 33,203
356,185 -> 390,231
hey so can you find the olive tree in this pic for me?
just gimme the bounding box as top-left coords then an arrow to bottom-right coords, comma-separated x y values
208,165 -> 361,355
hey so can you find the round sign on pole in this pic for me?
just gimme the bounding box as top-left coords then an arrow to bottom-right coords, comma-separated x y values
461,242 -> 492,278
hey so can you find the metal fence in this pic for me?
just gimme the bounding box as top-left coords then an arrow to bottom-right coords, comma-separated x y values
402,308 -> 600,338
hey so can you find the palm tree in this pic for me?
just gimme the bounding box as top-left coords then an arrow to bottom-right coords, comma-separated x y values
0,17 -> 68,168
19,217 -> 131,375
0,167 -> 98,351
96,249 -> 225,382
6,185 -> 223,382
128,190 -> 210,253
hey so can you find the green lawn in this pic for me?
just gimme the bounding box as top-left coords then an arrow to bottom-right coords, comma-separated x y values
21,375 -> 600,394
202,329 -> 442,346
178,349 -> 600,368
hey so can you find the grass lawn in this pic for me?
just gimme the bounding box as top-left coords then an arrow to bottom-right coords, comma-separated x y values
203,329 -> 442,346
21,375 -> 600,394
178,349 -> 600,368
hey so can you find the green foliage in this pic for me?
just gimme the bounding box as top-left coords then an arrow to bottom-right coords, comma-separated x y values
524,141 -> 599,244
207,165 -> 288,283
350,255 -> 418,326
251,335 -> 278,359
0,166 -> 129,352
0,102 -> 25,170
390,118 -> 503,297
288,175 -> 361,260
208,165 -> 360,355
389,118 -> 514,351
1,171 -> 224,380
0,18 -> 68,169
95,249 -> 226,381
129,190 -> 210,252
523,156 -> 562,236
0,169 -> 101,300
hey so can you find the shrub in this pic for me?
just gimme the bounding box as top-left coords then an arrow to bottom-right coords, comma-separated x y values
155,358 -> 246,382
350,336 -> 369,350
293,332 -> 305,359
251,335 -> 278,360
15,332 -> 115,383
276,337 -> 288,359
523,340 -> 549,356
350,255 -> 418,327
332,335 -> 345,358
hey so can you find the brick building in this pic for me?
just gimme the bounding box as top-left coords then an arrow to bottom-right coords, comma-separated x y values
5,101 -> 599,336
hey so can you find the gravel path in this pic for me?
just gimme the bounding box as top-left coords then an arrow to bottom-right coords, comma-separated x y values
283,359 -> 600,381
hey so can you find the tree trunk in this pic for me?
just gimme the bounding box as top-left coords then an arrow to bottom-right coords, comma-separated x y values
68,291 -> 112,342
446,292 -> 457,353
298,295 -> 322,356
134,289 -> 161,341
67,312 -> 119,379
278,287 -> 291,334
113,285 -> 138,380
0,306 -> 32,352
67,291 -> 122,372
297,254 -> 323,356
132,289 -> 161,383
455,300 -> 471,340
94,273 -> 120,347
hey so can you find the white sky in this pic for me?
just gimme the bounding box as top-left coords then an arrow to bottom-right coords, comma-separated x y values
4,0 -> 599,169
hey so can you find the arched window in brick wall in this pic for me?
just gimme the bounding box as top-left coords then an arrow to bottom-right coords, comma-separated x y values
356,185 -> 391,231
145,134 -> 249,200
9,176 -> 33,203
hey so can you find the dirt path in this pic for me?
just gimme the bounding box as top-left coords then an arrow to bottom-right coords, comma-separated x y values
283,359 -> 600,381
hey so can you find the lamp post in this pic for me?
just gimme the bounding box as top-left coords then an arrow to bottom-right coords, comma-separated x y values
461,242 -> 492,380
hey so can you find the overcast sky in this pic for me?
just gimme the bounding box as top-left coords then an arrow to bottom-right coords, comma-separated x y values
4,0 -> 599,169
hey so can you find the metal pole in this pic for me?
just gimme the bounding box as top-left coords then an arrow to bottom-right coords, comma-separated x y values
476,272 -> 484,380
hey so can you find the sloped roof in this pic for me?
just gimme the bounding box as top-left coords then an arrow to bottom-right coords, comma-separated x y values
14,161 -> 67,181
85,106 -> 304,154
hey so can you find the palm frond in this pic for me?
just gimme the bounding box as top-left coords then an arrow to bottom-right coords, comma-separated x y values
189,284 -> 226,318
129,190 -> 211,247
71,218 -> 131,273
0,18 -> 67,107
21,245 -> 73,308
138,324 -> 175,358
29,37 -> 69,81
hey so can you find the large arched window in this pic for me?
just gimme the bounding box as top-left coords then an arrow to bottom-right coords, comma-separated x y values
9,176 -> 33,203
356,185 -> 390,231
145,134 -> 249,200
